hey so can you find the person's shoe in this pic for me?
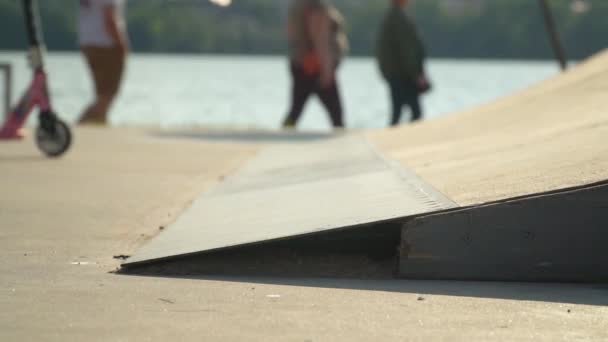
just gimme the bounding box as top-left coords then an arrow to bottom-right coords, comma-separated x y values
78,115 -> 107,126
282,117 -> 296,130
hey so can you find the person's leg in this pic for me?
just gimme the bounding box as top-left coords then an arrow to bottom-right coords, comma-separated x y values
79,47 -> 125,124
99,46 -> 125,118
402,81 -> 423,122
316,78 -> 344,128
283,63 -> 314,128
388,78 -> 404,126
80,47 -> 109,123
80,47 -> 102,123
409,94 -> 423,122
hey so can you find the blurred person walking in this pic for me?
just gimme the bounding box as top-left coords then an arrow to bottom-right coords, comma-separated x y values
78,0 -> 128,125
377,0 -> 429,126
282,0 -> 348,129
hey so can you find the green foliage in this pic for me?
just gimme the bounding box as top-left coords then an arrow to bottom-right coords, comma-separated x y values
0,0 -> 605,59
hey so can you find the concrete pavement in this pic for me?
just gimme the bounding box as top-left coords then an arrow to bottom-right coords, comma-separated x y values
2,50 -> 608,340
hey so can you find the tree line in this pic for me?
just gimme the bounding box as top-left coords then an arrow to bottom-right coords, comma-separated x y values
0,0 -> 605,60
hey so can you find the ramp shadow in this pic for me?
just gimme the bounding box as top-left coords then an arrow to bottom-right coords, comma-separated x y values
123,221 -> 404,279
200,277 -> 608,307
120,220 -> 608,307
152,129 -> 340,144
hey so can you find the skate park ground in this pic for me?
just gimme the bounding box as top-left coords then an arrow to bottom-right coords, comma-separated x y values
1,50 -> 607,341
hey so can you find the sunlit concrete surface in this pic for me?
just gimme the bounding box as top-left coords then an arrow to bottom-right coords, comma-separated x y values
2,50 -> 608,341
370,50 -> 608,206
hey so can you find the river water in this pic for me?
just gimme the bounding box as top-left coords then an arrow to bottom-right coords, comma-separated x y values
0,52 -> 560,131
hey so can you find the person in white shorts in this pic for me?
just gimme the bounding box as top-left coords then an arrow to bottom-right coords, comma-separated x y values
78,0 -> 128,125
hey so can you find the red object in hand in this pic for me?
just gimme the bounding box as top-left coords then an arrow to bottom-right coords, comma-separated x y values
302,52 -> 321,76
417,75 -> 431,94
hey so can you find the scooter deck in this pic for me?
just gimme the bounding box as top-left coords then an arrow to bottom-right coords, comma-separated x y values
0,114 -> 27,140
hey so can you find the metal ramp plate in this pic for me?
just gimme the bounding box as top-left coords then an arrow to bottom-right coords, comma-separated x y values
124,135 -> 456,267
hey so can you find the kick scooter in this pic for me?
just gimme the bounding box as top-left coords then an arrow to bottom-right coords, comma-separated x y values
0,0 -> 71,157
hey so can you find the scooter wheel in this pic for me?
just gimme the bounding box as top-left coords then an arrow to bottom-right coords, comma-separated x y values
35,118 -> 72,157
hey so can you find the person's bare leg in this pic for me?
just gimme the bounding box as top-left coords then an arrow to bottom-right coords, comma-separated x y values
79,46 -> 124,126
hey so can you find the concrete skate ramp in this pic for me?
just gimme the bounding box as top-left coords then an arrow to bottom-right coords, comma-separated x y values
125,51 -> 608,277
370,49 -> 608,206
400,180 -> 608,282
124,135 -> 457,267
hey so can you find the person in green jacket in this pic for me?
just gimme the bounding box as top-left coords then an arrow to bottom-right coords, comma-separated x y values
377,0 -> 429,126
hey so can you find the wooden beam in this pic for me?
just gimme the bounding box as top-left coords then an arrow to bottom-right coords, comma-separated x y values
400,181 -> 608,282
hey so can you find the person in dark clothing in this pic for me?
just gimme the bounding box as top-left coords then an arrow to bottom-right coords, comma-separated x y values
286,62 -> 344,127
283,0 -> 349,129
377,0 -> 429,126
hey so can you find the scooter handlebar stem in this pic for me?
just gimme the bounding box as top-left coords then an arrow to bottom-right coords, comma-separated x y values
22,0 -> 46,70
28,47 -> 45,70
